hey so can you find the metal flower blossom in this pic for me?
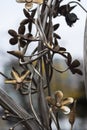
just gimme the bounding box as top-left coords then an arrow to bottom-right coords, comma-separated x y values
16,0 -> 43,9
46,90 -> 74,114
5,67 -> 31,90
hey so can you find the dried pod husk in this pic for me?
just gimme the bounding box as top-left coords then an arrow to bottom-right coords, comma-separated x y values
54,90 -> 63,105
8,29 -> 17,37
18,25 -> 25,34
9,37 -> 18,45
69,100 -> 76,129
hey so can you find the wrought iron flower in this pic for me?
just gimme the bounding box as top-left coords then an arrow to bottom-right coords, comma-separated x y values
5,67 -> 31,90
16,0 -> 43,9
46,90 -> 74,114
65,13 -> 78,27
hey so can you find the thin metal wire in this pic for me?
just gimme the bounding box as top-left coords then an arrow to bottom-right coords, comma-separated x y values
84,15 -> 87,97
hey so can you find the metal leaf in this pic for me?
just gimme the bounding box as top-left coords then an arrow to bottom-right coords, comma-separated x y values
9,37 -> 18,45
8,29 -> 17,37
23,8 -> 31,18
67,53 -> 72,66
71,60 -> 80,68
53,33 -> 61,39
20,19 -> 29,25
18,25 -> 25,34
71,68 -> 83,75
20,40 -> 27,48
53,24 -> 60,31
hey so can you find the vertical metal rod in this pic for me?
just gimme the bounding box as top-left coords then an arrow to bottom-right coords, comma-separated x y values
83,15 -> 87,97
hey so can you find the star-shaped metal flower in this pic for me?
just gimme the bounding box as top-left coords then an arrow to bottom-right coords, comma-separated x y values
46,90 -> 74,114
5,67 -> 31,90
16,0 -> 43,9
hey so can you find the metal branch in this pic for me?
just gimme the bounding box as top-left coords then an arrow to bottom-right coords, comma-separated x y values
0,88 -> 42,130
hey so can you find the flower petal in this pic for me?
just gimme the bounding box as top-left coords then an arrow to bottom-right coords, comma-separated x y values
9,37 -> 18,45
5,79 -> 17,84
33,0 -> 43,4
46,96 -> 56,106
16,0 -> 25,3
60,106 -> 70,114
61,97 -> 74,106
54,90 -> 63,105
25,2 -> 33,9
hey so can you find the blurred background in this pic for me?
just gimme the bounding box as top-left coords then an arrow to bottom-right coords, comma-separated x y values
0,0 -> 87,130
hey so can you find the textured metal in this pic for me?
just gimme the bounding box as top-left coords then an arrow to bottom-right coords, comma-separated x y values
0,88 -> 41,130
84,15 -> 87,97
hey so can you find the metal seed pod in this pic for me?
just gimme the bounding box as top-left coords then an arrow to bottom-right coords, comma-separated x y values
69,100 -> 76,128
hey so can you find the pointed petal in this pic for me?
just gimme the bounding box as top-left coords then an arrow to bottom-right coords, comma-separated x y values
46,96 -> 56,106
5,79 -> 16,84
33,0 -> 43,4
25,2 -> 33,9
11,68 -> 20,80
16,0 -> 25,3
61,97 -> 74,106
7,51 -> 23,58
21,70 -> 30,81
54,90 -> 63,105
